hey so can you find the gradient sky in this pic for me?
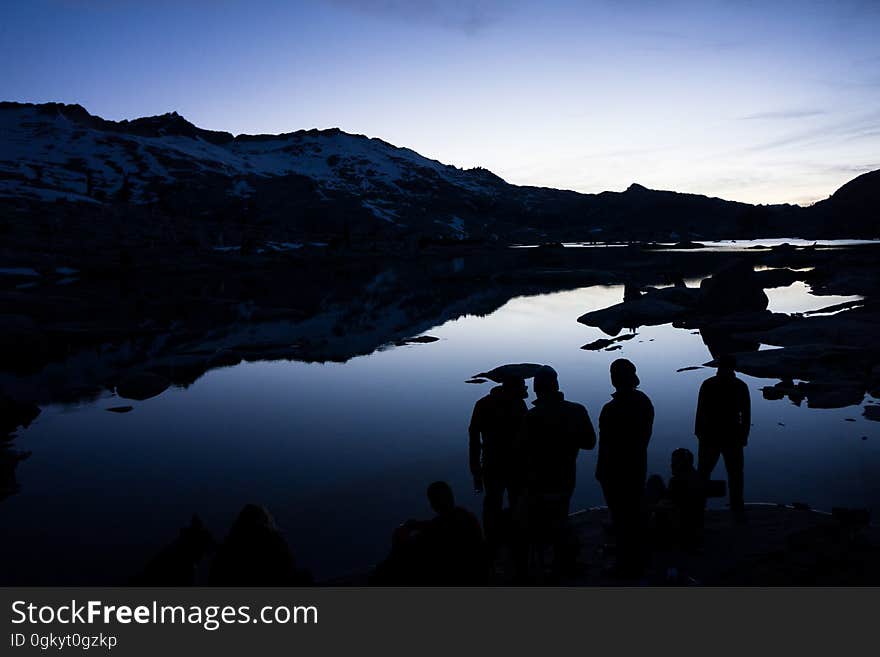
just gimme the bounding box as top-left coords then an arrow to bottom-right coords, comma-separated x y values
2,0 -> 879,205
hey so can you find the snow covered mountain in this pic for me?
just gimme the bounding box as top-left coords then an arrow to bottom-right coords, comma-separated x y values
0,102 -> 875,246
0,101 -> 517,238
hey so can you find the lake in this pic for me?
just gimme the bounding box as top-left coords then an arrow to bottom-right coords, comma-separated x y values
2,278 -> 878,584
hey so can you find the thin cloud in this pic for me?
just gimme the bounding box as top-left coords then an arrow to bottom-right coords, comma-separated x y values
327,0 -> 518,34
739,109 -> 827,120
746,110 -> 880,153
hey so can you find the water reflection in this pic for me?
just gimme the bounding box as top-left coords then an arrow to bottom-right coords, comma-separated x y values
2,283 -> 878,584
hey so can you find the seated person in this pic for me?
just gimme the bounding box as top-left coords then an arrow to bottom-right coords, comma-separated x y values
373,481 -> 487,585
209,504 -> 312,585
666,448 -> 706,547
646,449 -> 706,550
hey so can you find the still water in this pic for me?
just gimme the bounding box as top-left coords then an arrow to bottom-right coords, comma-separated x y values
2,282 -> 878,583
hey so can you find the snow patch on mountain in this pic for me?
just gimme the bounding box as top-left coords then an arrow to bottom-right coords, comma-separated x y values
0,103 -> 501,207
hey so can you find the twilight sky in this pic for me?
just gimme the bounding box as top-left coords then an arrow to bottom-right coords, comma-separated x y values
2,0 -> 879,205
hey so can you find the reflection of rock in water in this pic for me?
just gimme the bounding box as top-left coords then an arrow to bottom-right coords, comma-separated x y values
0,392 -> 40,503
581,333 -> 636,351
393,335 -> 440,346
0,444 -> 30,503
116,371 -> 171,401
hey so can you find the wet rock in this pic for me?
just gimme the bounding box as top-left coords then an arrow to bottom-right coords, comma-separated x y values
116,371 -> 170,401
865,405 -> 880,422
578,296 -> 691,335
754,268 -> 803,289
474,363 -> 545,382
734,345 -> 868,383
676,366 -> 703,373
465,378 -> 487,384
802,299 -> 865,316
698,260 -> 768,314
106,405 -> 134,413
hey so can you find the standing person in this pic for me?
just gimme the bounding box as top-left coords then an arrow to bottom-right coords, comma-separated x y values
694,353 -> 751,522
517,366 -> 596,577
468,376 -> 528,550
596,358 -> 654,577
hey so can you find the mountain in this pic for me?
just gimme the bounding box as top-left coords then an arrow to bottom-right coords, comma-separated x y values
809,169 -> 880,236
0,101 -> 876,250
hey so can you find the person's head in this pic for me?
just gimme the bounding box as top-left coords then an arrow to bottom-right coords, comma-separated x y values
645,474 -> 666,501
427,481 -> 455,515
532,365 -> 559,397
671,448 -> 695,476
501,376 -> 528,399
718,353 -> 736,375
609,358 -> 639,391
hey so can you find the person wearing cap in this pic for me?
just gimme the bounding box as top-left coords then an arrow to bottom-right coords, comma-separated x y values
468,376 -> 529,550
596,358 -> 654,576
694,353 -> 750,521
516,365 -> 596,577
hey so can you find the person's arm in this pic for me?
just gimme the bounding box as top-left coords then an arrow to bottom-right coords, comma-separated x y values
577,405 -> 597,450
694,381 -> 707,438
595,405 -> 607,482
468,402 -> 483,484
511,417 -> 530,491
740,380 -> 751,445
643,396 -> 655,446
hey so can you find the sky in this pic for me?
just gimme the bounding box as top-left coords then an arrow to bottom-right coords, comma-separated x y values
2,0 -> 879,205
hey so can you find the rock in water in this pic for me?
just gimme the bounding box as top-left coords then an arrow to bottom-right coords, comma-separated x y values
116,372 -> 170,401
474,363 -> 545,382
698,260 -> 769,314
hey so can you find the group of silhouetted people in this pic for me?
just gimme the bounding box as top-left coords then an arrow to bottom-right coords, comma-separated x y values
380,354 -> 751,583
136,354 -> 751,586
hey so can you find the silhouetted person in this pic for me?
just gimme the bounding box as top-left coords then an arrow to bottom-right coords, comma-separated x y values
374,482 -> 486,585
695,354 -> 750,521
131,515 -> 215,585
209,504 -> 311,585
596,358 -> 654,577
516,365 -> 596,577
666,448 -> 706,548
469,376 -> 528,549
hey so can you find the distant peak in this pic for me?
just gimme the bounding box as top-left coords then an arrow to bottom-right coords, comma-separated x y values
625,183 -> 649,193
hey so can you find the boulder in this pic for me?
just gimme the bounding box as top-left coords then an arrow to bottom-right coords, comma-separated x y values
473,363 -> 545,382
698,260 -> 769,314
578,296 -> 691,335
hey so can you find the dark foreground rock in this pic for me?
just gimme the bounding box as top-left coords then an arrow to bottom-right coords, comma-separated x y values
561,505 -> 878,585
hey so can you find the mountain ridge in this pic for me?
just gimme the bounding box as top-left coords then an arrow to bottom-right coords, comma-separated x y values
0,101 -> 877,245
